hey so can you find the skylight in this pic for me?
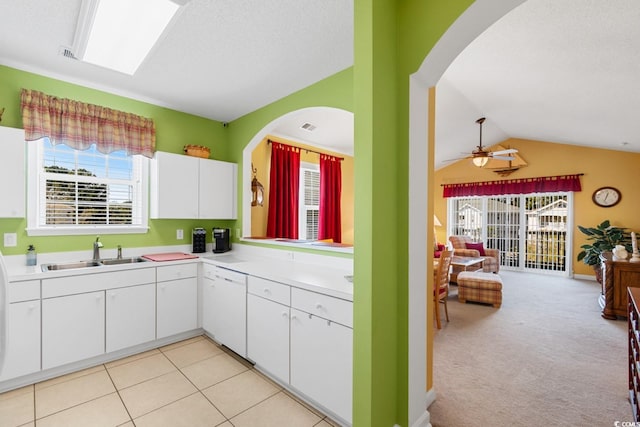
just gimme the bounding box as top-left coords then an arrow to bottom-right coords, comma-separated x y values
75,0 -> 181,75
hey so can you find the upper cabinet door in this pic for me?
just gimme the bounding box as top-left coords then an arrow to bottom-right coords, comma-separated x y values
150,151 -> 237,219
150,151 -> 199,219
0,126 -> 26,218
198,158 -> 237,219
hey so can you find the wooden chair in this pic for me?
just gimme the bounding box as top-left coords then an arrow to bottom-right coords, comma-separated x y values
434,250 -> 453,329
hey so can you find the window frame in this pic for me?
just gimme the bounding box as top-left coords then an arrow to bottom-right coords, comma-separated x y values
26,139 -> 149,236
298,162 -> 320,240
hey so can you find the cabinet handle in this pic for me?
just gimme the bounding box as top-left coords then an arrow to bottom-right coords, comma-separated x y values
110,293 -> 117,298
315,303 -> 323,310
160,285 -> 166,290
263,288 -> 270,294
291,314 -> 297,320
28,304 -> 36,310
281,311 -> 288,318
96,295 -> 102,301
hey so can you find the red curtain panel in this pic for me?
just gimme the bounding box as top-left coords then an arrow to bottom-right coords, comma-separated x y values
318,154 -> 342,243
266,142 -> 300,238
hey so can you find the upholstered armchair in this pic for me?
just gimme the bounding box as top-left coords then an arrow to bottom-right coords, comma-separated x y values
448,235 -> 500,273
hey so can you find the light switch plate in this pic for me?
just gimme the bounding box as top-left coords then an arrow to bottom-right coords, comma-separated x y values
176,229 -> 184,240
4,233 -> 17,247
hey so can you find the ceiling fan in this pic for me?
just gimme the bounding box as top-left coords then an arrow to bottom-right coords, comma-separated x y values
463,117 -> 517,167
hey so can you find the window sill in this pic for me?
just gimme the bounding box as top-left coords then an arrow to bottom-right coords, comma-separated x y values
26,226 -> 150,237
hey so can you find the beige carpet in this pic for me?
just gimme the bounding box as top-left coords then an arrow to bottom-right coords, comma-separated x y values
429,270 -> 630,427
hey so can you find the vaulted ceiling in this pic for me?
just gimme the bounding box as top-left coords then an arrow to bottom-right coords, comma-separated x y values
1,0 -> 638,164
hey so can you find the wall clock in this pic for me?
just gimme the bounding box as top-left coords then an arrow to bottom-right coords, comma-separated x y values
592,186 -> 621,207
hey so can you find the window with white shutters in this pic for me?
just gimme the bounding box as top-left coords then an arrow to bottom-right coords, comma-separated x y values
27,138 -> 148,235
299,163 -> 320,240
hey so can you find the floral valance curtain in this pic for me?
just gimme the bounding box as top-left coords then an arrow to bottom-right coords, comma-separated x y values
20,89 -> 156,158
442,174 -> 582,198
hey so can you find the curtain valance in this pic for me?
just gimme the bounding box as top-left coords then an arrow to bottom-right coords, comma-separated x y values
20,89 -> 156,158
442,174 -> 582,198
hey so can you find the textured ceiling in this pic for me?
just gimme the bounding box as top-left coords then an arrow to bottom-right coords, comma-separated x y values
0,0 -> 638,163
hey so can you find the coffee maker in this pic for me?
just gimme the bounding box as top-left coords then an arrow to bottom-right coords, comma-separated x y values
212,228 -> 231,253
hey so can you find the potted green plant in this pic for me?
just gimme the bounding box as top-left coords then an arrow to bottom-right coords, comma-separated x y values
577,220 -> 632,283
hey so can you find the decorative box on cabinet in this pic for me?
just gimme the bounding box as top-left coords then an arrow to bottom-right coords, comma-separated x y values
600,252 -> 640,319
628,287 -> 640,421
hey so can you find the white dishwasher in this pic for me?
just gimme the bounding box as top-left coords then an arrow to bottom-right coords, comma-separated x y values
202,264 -> 247,357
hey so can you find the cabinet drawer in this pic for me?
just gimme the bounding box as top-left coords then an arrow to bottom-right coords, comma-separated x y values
157,263 -> 198,282
248,276 -> 290,306
291,288 -> 352,328
43,268 -> 156,298
7,279 -> 40,303
203,264 -> 246,283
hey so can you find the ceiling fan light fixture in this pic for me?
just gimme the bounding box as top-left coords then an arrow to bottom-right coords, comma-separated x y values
472,156 -> 489,167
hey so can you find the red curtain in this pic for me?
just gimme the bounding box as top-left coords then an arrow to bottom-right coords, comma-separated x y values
319,154 -> 342,243
443,174 -> 582,197
267,142 -> 300,238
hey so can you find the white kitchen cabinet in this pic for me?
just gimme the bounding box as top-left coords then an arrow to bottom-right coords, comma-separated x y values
150,150 -> 237,219
290,288 -> 353,424
106,283 -> 156,353
198,158 -> 236,219
0,126 -> 26,218
157,264 -> 198,339
42,291 -> 105,370
0,300 -> 40,381
247,294 -> 290,382
203,264 -> 247,356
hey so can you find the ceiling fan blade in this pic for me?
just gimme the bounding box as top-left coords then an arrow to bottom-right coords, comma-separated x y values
492,148 -> 518,155
491,155 -> 516,161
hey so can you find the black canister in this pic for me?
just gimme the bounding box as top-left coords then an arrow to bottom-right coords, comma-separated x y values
192,228 -> 207,253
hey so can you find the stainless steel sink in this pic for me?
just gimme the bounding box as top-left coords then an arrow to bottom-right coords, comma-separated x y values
41,257 -> 148,272
41,260 -> 102,272
100,257 -> 147,265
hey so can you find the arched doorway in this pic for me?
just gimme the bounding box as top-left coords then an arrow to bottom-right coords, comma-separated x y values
406,1 -> 526,425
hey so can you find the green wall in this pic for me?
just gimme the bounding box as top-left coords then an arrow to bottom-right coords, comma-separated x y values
0,64 -> 234,255
0,0 -> 479,423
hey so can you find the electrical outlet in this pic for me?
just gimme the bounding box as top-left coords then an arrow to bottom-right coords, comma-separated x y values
176,229 -> 184,240
4,233 -> 17,247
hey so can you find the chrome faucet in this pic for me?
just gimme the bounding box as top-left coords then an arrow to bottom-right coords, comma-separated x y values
93,236 -> 103,261
117,245 -> 123,260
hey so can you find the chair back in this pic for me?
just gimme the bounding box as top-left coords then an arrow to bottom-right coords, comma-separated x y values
436,250 -> 453,294
449,235 -> 472,250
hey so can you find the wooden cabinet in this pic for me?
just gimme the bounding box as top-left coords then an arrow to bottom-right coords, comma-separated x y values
157,264 -> 198,339
0,279 -> 40,381
42,291 -> 105,369
247,276 -> 291,382
203,264 -> 247,356
106,283 -> 156,352
150,151 -> 237,219
0,126 -> 25,218
600,253 -> 640,319
628,287 -> 640,421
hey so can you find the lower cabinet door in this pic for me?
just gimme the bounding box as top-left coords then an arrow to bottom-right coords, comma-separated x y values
0,300 -> 41,381
42,291 -> 105,370
211,277 -> 247,357
157,277 -> 198,339
247,294 -> 290,382
290,308 -> 353,424
106,283 -> 156,353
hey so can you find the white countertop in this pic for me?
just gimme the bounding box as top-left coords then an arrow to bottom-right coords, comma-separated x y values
5,244 -> 354,301
201,253 -> 353,301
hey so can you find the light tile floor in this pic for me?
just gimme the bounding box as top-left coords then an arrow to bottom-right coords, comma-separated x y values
0,335 -> 339,427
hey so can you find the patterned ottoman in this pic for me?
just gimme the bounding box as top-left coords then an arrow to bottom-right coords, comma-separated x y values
457,271 -> 503,308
